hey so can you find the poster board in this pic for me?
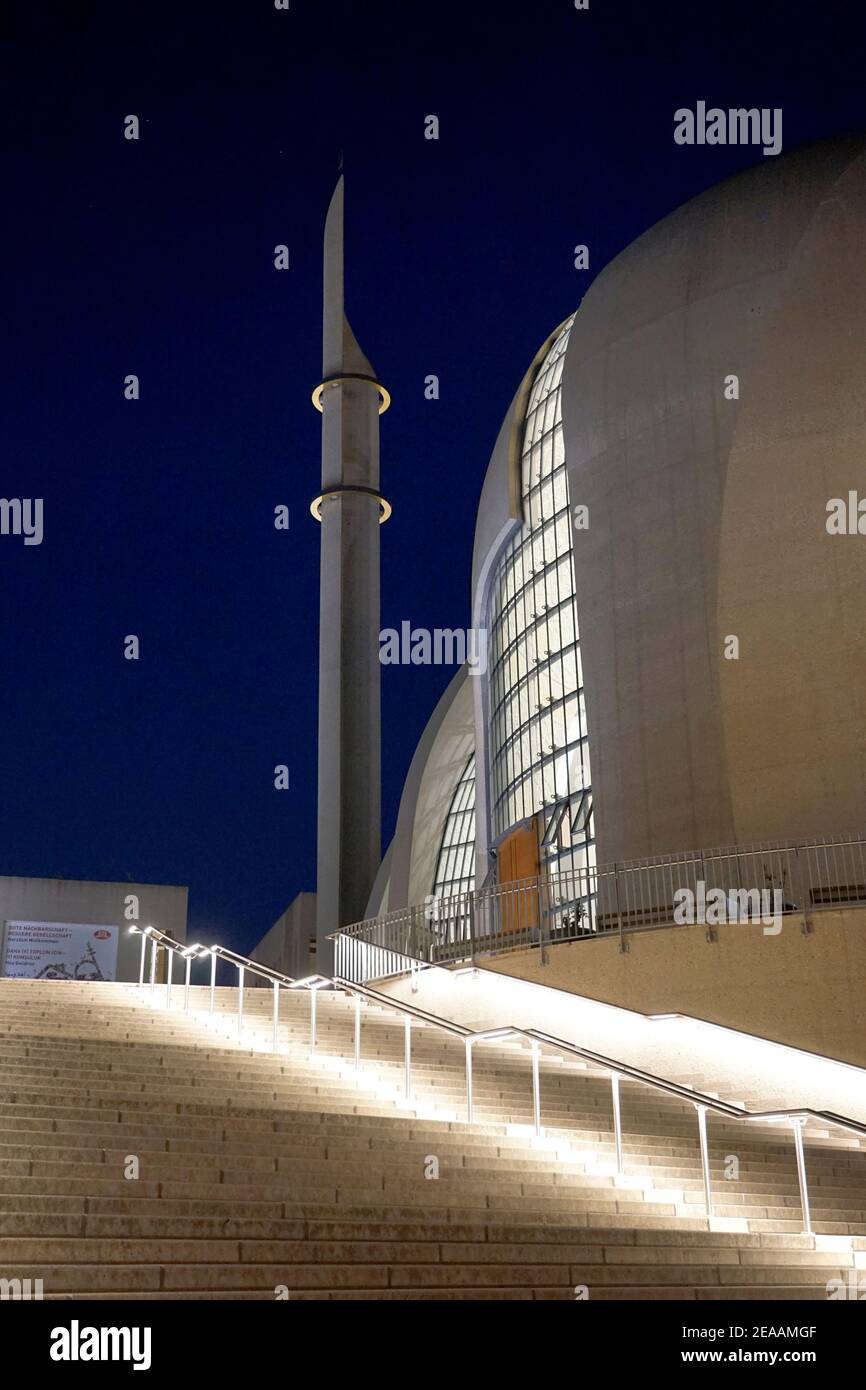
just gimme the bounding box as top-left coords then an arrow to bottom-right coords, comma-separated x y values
1,920 -> 120,982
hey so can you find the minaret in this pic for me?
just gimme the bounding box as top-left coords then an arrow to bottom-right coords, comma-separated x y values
311,177 -> 390,974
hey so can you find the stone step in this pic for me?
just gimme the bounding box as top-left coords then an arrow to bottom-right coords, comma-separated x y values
1,976 -> 862,1300
0,1258 -> 845,1294
31,1284 -> 833,1301
0,1234 -> 853,1270
0,1210 -> 850,1251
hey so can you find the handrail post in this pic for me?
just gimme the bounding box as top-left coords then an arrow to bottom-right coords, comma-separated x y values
406,903 -> 416,969
138,932 -> 147,988
209,950 -> 216,1016
792,1118 -> 813,1235
537,877 -> 549,967
404,1015 -> 412,1100
696,1103 -> 713,1218
354,993 -> 361,1070
272,980 -> 280,1052
468,889 -> 476,968
166,949 -> 174,1010
611,1073 -> 624,1176
149,939 -> 158,997
793,845 -> 812,936
700,852 -> 717,943
613,862 -> 628,954
310,987 -> 318,1054
184,954 -> 192,1012
237,965 -> 244,1039
465,1038 -> 474,1123
531,1040 -> 542,1136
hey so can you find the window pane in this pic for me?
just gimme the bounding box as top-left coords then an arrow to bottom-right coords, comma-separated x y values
486,316 -> 595,878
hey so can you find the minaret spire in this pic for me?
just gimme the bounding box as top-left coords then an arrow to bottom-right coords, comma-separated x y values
312,178 -> 391,973
322,176 -> 376,381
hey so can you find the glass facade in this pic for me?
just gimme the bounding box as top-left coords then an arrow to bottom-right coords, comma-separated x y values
431,753 -> 476,900
487,317 -> 594,876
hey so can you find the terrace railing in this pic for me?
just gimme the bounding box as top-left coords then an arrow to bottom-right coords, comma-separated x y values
333,831 -> 866,984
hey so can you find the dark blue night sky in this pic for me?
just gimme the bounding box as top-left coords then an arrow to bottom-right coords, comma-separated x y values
1,0 -> 863,953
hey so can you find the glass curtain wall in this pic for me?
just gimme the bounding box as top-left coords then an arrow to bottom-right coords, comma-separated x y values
487,317 -> 596,931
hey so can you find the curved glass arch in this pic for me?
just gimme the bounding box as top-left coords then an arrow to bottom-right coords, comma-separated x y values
486,317 -> 594,875
431,753 -> 476,900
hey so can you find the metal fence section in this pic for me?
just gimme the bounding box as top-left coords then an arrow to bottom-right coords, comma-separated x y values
333,832 -> 866,983
333,932 -> 419,990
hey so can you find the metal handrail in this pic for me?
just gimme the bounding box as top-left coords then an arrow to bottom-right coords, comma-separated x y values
130,927 -> 334,1046
343,978 -> 472,1038
130,926 -> 866,1236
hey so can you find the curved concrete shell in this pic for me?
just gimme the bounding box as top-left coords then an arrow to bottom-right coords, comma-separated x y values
561,136 -> 866,863
379,136 -> 866,928
366,666 -> 474,915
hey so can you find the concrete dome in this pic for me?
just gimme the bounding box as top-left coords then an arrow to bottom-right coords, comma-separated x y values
561,137 -> 866,861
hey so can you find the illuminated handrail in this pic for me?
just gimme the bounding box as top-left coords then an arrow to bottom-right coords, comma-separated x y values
130,926 -> 866,1235
130,926 -> 332,1045
353,982 -> 866,1142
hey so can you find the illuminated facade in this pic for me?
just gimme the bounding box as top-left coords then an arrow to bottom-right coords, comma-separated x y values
487,317 -> 593,877
374,315 -> 595,919
367,137 -> 866,934
426,318 -> 594,912
431,753 -> 476,902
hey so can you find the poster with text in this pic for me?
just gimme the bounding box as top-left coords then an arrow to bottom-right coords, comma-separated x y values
1,921 -> 120,982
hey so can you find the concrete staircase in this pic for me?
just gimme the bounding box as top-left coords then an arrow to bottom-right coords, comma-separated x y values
1,977 -> 864,1300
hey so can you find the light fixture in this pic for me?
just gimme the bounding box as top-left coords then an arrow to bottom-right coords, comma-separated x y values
311,374 -> 390,415
291,974 -> 331,990
310,487 -> 392,524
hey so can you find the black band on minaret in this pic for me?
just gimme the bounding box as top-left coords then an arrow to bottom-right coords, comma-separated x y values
312,374 -> 391,414
310,485 -> 392,523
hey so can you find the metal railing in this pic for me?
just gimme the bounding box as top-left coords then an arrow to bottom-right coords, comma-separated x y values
334,831 -> 866,979
126,924 -> 866,1237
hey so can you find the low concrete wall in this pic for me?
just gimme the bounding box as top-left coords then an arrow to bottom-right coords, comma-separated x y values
0,876 -> 188,983
250,892 -> 316,981
486,907 -> 866,1067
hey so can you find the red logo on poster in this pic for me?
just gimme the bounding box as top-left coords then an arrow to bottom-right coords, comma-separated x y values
93,930 -> 111,940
